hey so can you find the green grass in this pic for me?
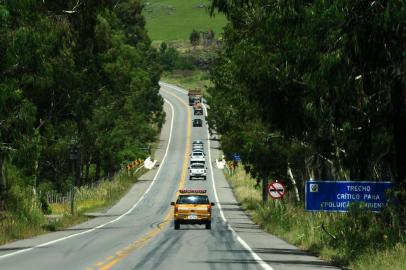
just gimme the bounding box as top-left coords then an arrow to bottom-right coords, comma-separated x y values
50,169 -> 145,216
225,166 -> 406,270
143,1 -> 221,93
0,210 -> 46,244
351,243 -> 406,270
143,0 -> 227,41
0,169 -> 144,245
161,69 -> 211,94
0,128 -> 163,245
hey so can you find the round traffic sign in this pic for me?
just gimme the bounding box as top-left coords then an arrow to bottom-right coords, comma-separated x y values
268,181 -> 286,199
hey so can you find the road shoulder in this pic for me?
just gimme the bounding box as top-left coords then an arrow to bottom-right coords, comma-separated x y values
209,137 -> 340,270
0,100 -> 173,256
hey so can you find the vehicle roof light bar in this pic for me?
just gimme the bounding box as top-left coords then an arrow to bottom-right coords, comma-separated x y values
179,189 -> 207,194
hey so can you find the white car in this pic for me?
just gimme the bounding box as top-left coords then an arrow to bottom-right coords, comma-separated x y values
192,140 -> 204,152
192,140 -> 204,147
190,151 -> 205,164
192,145 -> 204,152
189,162 -> 207,180
192,144 -> 204,152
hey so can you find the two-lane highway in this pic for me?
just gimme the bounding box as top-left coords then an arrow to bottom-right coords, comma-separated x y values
116,88 -> 264,270
0,83 -> 339,270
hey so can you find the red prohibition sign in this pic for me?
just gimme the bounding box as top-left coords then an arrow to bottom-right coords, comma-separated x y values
268,181 -> 286,199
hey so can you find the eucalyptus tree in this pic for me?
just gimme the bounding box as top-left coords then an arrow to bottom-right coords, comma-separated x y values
0,0 -> 164,209
208,0 -> 406,201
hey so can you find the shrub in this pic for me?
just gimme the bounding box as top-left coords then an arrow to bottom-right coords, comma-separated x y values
190,29 -> 200,46
160,47 -> 179,71
226,166 -> 406,268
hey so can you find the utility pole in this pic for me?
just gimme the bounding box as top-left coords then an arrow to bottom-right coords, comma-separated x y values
69,142 -> 80,215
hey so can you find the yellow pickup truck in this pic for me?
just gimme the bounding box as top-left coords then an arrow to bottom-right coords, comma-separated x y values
170,189 -> 215,230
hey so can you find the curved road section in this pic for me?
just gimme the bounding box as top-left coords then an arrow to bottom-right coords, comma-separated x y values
0,83 -> 339,270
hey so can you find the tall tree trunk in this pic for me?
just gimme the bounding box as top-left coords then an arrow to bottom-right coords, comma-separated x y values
262,173 -> 268,204
95,152 -> 101,181
358,124 -> 372,180
305,155 -> 315,180
391,72 -> 406,186
0,156 -> 6,210
75,159 -> 81,187
287,163 -> 300,202
32,120 -> 44,193
85,154 -> 91,184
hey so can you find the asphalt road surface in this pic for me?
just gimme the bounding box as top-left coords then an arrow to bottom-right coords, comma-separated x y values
0,83 -> 340,270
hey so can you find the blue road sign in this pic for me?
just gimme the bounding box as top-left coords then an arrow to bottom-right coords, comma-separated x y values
305,180 -> 393,212
232,153 -> 241,162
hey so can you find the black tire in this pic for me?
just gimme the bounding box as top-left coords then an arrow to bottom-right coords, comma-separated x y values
203,176 -> 206,180
189,176 -> 193,180
174,221 -> 180,230
205,222 -> 211,230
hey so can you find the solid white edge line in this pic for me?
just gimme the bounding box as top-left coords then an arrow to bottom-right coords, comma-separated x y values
159,82 -> 188,95
0,96 -> 176,260
202,98 -> 274,269
160,82 -> 273,269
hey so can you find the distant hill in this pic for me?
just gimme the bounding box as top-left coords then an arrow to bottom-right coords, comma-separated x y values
143,0 -> 227,42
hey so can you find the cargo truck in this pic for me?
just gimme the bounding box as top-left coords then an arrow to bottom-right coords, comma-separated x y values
188,89 -> 202,106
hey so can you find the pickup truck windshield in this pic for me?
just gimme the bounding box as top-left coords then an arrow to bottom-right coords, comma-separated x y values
177,195 -> 209,204
191,164 -> 205,168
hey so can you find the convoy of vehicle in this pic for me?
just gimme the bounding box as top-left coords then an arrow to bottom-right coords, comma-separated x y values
171,94 -> 214,230
188,88 -> 204,115
171,189 -> 215,230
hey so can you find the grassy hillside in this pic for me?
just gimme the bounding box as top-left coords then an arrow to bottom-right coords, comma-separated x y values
143,0 -> 227,41
161,70 -> 212,94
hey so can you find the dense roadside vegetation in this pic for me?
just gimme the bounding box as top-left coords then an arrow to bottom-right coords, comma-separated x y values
158,41 -> 216,93
0,0 -> 163,242
1,170 -> 144,244
226,167 -> 406,269
208,0 -> 406,268
208,0 -> 406,189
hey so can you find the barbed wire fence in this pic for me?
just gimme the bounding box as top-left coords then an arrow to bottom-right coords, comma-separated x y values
43,159 -> 145,205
